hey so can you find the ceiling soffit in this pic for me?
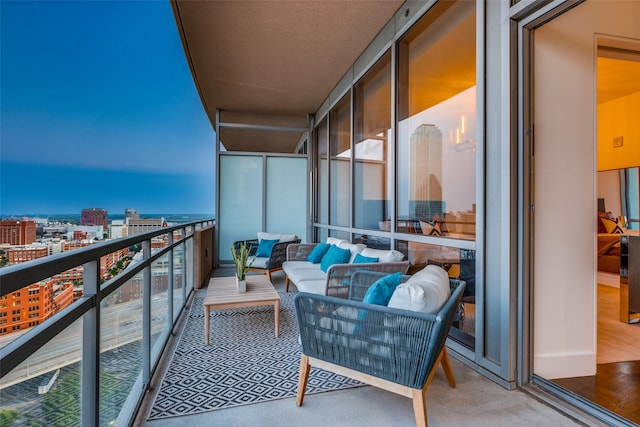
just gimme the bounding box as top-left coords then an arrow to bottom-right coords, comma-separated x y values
172,0 -> 404,152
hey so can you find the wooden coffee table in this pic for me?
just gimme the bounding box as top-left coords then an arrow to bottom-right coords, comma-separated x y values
203,274 -> 281,345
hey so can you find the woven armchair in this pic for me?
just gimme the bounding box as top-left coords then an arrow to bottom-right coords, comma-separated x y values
233,238 -> 301,281
294,270 -> 466,427
285,243 -> 409,298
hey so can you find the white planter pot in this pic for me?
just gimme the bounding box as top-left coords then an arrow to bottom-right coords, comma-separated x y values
236,277 -> 246,293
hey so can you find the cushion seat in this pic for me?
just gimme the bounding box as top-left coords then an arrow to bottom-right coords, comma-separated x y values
249,256 -> 269,269
286,266 -> 325,285
295,279 -> 327,295
282,260 -> 323,271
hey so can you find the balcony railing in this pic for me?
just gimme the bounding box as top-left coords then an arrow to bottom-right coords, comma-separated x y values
0,219 -> 214,426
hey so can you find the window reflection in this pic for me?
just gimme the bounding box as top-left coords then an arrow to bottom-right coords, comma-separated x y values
316,118 -> 328,224
354,52 -> 392,231
396,239 -> 476,346
397,1 -> 476,241
330,94 -> 351,227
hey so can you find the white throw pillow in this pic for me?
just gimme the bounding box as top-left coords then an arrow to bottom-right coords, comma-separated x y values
337,241 -> 367,263
257,232 -> 297,243
360,247 -> 405,263
388,265 -> 450,314
326,237 -> 347,246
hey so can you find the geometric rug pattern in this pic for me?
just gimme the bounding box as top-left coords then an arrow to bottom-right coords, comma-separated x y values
148,289 -> 362,420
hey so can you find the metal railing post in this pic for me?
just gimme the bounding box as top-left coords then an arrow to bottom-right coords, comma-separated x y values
81,259 -> 100,427
167,233 -> 174,325
142,239 -> 151,388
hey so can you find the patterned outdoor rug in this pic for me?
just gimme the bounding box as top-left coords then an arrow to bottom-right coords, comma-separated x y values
147,289 -> 362,420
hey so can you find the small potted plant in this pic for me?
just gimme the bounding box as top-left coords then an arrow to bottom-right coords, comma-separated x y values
231,241 -> 254,292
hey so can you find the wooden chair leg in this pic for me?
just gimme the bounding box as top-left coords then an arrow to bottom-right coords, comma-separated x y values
411,388 -> 428,427
267,270 -> 272,282
440,347 -> 456,388
296,355 -> 310,406
285,276 -> 290,292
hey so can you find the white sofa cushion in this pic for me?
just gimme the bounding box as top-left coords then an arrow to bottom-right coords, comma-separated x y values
360,248 -> 405,263
387,265 -> 450,314
326,237 -> 347,246
295,279 -> 327,295
285,264 -> 325,285
257,232 -> 297,243
337,241 -> 366,263
283,260 -> 320,271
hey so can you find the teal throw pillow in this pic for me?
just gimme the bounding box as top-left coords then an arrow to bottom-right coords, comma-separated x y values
255,239 -> 279,257
353,253 -> 379,264
320,244 -> 351,273
362,272 -> 402,306
307,243 -> 331,264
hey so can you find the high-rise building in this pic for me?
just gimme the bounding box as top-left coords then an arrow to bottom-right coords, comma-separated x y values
0,220 -> 37,245
125,208 -> 140,220
409,124 -> 444,220
81,208 -> 108,229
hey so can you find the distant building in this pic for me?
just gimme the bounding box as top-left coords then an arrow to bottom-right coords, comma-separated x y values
6,245 -> 49,264
81,208 -> 108,229
41,225 -> 66,239
109,220 -> 127,239
0,281 -> 74,335
47,240 -> 64,255
125,208 -> 139,220
64,225 -> 104,241
126,217 -> 165,236
0,220 -> 36,245
73,230 -> 88,240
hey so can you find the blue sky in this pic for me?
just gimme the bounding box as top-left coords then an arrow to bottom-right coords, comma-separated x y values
0,0 -> 215,215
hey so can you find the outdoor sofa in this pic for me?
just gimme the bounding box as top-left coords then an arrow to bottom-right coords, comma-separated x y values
282,238 -> 409,298
233,232 -> 301,281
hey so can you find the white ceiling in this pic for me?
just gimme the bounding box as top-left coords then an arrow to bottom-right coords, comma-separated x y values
172,0 -> 404,152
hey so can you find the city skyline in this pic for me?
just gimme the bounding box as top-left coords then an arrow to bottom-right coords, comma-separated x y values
0,1 -> 216,215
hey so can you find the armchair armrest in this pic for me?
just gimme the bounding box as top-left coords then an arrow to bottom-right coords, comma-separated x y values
268,238 -> 301,269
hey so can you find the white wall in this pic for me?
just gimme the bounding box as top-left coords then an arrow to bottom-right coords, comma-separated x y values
533,0 -> 640,379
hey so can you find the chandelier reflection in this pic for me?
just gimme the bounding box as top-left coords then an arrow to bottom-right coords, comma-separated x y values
449,115 -> 476,152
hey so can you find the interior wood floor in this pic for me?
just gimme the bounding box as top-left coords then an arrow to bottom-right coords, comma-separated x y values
552,284 -> 640,424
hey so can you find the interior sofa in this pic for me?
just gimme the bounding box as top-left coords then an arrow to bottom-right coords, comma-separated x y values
282,238 -> 409,298
233,232 -> 300,281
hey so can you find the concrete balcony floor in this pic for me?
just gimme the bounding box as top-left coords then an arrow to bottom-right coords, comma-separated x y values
135,269 -> 580,427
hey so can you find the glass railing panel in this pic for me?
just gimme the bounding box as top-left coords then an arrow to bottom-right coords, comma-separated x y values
172,229 -> 184,242
101,247 -> 133,284
173,243 -> 184,321
151,233 -> 169,255
0,275 -> 76,348
99,273 -> 143,426
185,240 -> 194,294
151,255 -> 170,357
0,316 -> 83,426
